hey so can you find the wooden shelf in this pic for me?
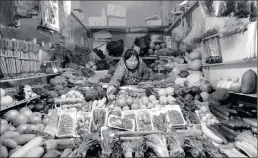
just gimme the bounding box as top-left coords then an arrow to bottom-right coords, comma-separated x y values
229,92 -> 257,98
202,59 -> 257,67
0,73 -> 60,83
89,25 -> 169,33
164,1 -> 199,35
0,95 -> 40,111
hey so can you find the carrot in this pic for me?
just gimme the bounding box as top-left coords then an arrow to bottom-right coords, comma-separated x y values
2,139 -> 17,149
10,136 -> 43,157
13,134 -> 35,145
115,131 -> 162,137
23,146 -> 44,157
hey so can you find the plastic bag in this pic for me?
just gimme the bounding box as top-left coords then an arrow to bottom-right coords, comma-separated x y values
212,1 -> 226,17
106,39 -> 124,57
171,18 -> 189,43
63,1 -> 71,17
180,19 -> 204,51
199,0 -> 213,17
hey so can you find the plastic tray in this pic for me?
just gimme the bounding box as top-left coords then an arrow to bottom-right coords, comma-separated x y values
56,108 -> 77,138
89,108 -> 107,133
151,108 -> 168,132
135,109 -> 154,131
75,111 -> 91,137
165,105 -> 186,128
107,115 -> 135,131
122,110 -> 137,131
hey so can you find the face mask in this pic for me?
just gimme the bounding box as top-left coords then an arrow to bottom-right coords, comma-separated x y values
126,55 -> 138,70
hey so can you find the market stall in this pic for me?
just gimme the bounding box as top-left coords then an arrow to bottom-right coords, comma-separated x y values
0,1 -> 257,158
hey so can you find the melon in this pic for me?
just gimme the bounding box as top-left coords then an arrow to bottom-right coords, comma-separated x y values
189,51 -> 201,60
241,69 -> 257,94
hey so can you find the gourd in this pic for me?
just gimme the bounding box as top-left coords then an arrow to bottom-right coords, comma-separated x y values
187,59 -> 201,71
189,51 -> 201,60
241,69 -> 257,94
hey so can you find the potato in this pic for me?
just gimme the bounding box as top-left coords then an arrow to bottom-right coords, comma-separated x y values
1,131 -> 20,139
13,134 -> 35,145
0,145 -> 8,158
2,139 -> 17,149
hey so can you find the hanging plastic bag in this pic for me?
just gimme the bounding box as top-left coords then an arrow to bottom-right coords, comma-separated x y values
171,18 -> 189,43
198,0 -> 213,17
180,19 -> 204,51
212,1 -> 226,17
63,1 -> 71,17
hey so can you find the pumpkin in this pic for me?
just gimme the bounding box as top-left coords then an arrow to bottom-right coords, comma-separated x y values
189,51 -> 201,60
241,69 -> 257,94
0,88 -> 5,97
0,95 -> 13,106
187,59 -> 201,71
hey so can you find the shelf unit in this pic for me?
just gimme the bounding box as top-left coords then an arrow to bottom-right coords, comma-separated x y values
0,95 -> 40,112
88,25 -> 169,33
202,59 -> 257,67
229,92 -> 257,98
164,1 -> 199,35
0,73 -> 60,83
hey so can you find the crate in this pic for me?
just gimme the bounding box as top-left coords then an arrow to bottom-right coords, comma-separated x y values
0,38 -> 41,80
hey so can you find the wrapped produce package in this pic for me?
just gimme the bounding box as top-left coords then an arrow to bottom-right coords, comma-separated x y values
171,18 -> 189,43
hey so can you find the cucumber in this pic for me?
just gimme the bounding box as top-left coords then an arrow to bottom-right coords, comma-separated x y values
220,130 -> 235,142
207,125 -> 228,144
210,108 -> 229,120
211,106 -> 230,116
242,118 -> 257,127
223,107 -> 237,114
220,125 -> 237,136
221,120 -> 235,129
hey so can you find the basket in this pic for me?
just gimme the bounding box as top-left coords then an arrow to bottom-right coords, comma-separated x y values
0,38 -> 41,79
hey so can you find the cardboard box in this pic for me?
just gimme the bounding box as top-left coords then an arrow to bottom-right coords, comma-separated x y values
145,15 -> 162,26
108,17 -> 127,26
88,17 -> 107,26
107,4 -> 126,18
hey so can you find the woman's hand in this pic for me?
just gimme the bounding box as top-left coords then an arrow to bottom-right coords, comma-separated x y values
107,85 -> 116,100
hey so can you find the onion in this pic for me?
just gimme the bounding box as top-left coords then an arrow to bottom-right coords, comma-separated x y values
0,119 -> 8,124
16,124 -> 29,134
19,107 -> 33,117
42,117 -> 50,125
33,112 -> 43,118
29,114 -> 42,124
26,124 -> 38,133
4,110 -> 20,121
13,114 -> 28,127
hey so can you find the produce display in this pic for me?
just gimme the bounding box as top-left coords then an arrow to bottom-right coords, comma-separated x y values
1,14 -> 257,158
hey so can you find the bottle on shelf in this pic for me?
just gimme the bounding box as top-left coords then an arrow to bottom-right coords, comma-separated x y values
225,77 -> 233,90
216,76 -> 224,89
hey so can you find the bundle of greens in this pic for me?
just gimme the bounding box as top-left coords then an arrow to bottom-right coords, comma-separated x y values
202,139 -> 224,157
184,136 -> 206,158
101,128 -> 115,157
145,134 -> 169,157
166,132 -> 185,157
77,132 -> 101,157
121,138 -> 146,158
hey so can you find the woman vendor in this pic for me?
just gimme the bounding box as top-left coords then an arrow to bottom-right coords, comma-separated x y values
107,49 -> 151,100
